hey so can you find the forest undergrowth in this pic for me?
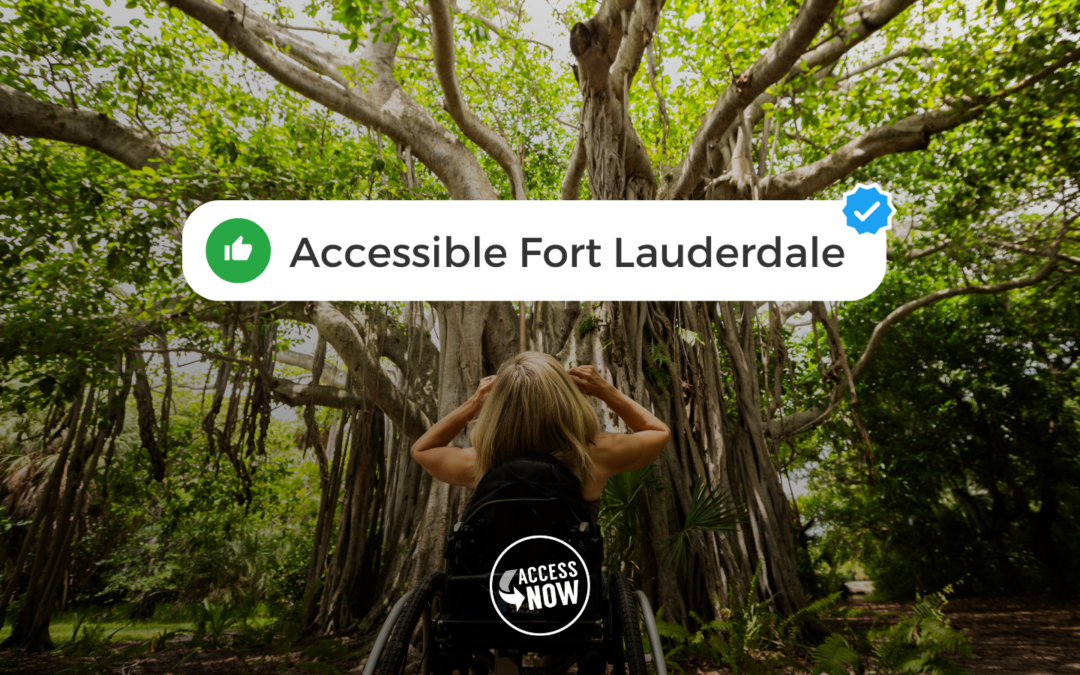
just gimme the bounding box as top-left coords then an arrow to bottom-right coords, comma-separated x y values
0,584 -> 1001,675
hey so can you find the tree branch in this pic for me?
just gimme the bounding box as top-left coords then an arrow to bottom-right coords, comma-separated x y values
166,0 -> 497,200
0,84 -> 170,170
762,46 -> 1080,199
221,0 -> 352,86
277,349 -> 349,388
762,106 -> 968,199
304,302 -> 434,440
887,238 -> 951,262
851,255 -> 1060,380
788,0 -> 917,83
428,0 -> 527,199
986,239 -> 1080,266
271,380 -> 368,409
713,0 -> 919,194
561,138 -> 587,200
417,1 -> 554,51
769,220 -> 1072,438
274,23 -> 338,36
670,0 -> 841,198
609,0 -> 661,101
837,47 -> 917,83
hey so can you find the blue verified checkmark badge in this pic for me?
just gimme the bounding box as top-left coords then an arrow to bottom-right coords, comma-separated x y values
841,183 -> 895,234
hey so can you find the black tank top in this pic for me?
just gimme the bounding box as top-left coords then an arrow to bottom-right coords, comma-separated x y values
585,498 -> 600,525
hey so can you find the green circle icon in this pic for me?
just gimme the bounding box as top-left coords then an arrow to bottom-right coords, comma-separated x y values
206,218 -> 271,284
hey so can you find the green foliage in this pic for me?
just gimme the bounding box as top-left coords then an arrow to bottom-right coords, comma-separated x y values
577,313 -> 599,338
677,328 -> 702,347
599,464 -> 661,575
296,638 -> 352,674
192,599 -> 241,649
870,590 -> 973,675
797,277 -> 1080,598
811,635 -> 861,675
655,565 -> 840,674
52,619 -> 190,675
60,623 -> 117,659
665,481 -> 738,570
265,530 -> 315,611
1,0 -> 1078,661
56,391 -> 320,616
648,343 -> 673,390
56,642 -> 152,675
810,590 -> 972,675
147,628 -> 183,653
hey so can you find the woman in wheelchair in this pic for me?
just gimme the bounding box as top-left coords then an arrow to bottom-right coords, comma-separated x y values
366,353 -> 669,675
410,352 -> 670,526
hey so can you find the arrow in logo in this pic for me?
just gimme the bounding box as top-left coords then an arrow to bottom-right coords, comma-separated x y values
497,569 -> 525,610
499,587 -> 525,609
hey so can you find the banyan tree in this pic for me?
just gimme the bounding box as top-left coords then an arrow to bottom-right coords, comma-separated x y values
1,0 -> 1077,651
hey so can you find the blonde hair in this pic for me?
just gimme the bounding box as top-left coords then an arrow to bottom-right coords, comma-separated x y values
471,351 -> 598,485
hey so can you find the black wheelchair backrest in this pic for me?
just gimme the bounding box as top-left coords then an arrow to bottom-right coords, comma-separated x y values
447,456 -> 598,574
439,455 -> 605,651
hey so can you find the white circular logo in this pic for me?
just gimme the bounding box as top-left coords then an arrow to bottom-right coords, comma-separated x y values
489,535 -> 592,636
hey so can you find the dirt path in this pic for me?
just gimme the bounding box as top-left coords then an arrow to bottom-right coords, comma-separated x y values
852,597 -> 1080,675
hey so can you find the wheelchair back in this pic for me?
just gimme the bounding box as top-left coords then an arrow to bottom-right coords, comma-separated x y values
438,456 -> 605,653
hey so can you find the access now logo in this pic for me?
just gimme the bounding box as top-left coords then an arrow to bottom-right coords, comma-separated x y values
489,535 -> 591,636
205,218 -> 271,284
497,563 -> 581,611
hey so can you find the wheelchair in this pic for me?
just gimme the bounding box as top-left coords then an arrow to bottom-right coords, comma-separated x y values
364,456 -> 667,675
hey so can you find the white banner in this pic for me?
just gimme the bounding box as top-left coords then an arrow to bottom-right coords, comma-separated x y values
182,188 -> 893,301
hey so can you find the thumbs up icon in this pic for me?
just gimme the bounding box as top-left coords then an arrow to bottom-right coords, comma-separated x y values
224,236 -> 253,261
207,219 -> 270,284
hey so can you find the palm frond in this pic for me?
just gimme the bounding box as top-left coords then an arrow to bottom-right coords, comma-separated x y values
665,480 -> 739,569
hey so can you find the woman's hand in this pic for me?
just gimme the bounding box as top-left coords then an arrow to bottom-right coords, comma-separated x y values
468,375 -> 497,413
567,366 -> 612,399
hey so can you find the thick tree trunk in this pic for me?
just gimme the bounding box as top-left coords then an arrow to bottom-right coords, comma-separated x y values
404,303 -> 489,591
588,301 -> 806,618
569,0 -> 659,201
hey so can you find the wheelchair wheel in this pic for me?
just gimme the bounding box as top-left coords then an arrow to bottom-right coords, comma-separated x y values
609,573 -> 647,675
376,571 -> 445,675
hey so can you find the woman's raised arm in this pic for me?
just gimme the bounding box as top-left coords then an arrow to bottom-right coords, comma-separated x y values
567,366 -> 671,477
409,375 -> 495,487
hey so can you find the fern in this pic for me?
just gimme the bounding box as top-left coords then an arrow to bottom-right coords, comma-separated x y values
649,342 -> 673,366
812,635 -> 861,675
653,570 -> 843,675
777,591 -> 842,643
871,591 -> 972,675
653,607 -> 692,675
599,464 -> 660,571
677,327 -> 703,346
647,342 -> 674,390
655,620 -> 693,644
